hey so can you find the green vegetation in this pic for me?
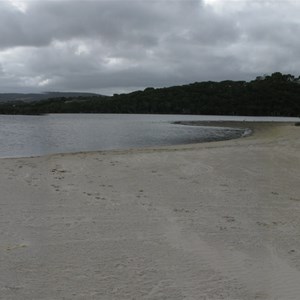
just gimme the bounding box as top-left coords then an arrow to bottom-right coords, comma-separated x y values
0,72 -> 300,116
0,92 -> 99,103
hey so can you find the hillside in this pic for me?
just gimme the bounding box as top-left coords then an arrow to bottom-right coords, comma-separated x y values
0,92 -> 100,103
0,72 -> 299,116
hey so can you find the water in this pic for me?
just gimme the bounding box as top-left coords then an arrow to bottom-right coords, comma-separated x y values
0,114 -> 299,158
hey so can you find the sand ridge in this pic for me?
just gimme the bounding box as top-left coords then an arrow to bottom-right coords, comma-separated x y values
0,122 -> 300,299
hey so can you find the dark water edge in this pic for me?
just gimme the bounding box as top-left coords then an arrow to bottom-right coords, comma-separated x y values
173,121 -> 252,142
0,114 -> 298,158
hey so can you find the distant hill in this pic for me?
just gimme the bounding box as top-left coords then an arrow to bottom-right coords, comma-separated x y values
0,92 -> 101,103
0,72 -> 300,116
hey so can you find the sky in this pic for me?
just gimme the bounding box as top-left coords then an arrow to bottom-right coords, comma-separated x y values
0,0 -> 300,95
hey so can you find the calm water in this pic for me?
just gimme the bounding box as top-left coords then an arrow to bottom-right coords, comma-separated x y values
0,114 -> 299,158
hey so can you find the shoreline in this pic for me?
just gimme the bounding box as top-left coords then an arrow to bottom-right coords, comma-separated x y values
0,120 -> 253,160
1,121 -> 295,161
1,122 -> 300,299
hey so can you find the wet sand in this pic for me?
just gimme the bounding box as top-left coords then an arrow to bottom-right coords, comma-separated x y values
1,122 -> 300,299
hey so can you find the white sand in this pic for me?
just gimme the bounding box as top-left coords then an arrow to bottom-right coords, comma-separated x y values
1,122 -> 300,300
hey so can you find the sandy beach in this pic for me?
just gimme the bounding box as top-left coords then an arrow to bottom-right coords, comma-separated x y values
1,121 -> 300,300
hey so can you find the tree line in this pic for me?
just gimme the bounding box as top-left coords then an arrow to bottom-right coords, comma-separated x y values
0,72 -> 299,116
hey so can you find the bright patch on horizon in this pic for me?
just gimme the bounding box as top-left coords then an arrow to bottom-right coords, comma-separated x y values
38,78 -> 51,87
21,76 -> 52,88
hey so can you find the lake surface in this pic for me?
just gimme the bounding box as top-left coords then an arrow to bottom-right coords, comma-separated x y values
0,114 -> 299,158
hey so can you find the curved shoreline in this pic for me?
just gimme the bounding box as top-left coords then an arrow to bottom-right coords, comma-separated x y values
173,120 -> 253,138
1,121 -> 300,299
1,120 -> 295,160
0,119 -> 252,160
1,121 -> 288,160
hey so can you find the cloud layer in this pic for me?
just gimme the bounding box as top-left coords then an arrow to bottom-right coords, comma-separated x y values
1,0 -> 300,94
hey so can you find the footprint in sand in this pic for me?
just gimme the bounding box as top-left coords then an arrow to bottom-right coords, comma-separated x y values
223,216 -> 236,223
6,243 -> 28,251
173,208 -> 190,213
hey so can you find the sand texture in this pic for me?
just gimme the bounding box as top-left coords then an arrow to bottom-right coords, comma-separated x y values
1,122 -> 300,300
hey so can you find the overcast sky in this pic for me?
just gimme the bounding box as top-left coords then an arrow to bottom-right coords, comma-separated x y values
0,0 -> 300,95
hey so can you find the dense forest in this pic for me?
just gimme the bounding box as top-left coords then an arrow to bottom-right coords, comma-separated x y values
0,92 -> 99,103
0,72 -> 300,116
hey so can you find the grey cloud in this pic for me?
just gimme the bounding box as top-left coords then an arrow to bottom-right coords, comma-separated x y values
0,0 -> 176,49
0,0 -> 300,93
1,0 -> 238,50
